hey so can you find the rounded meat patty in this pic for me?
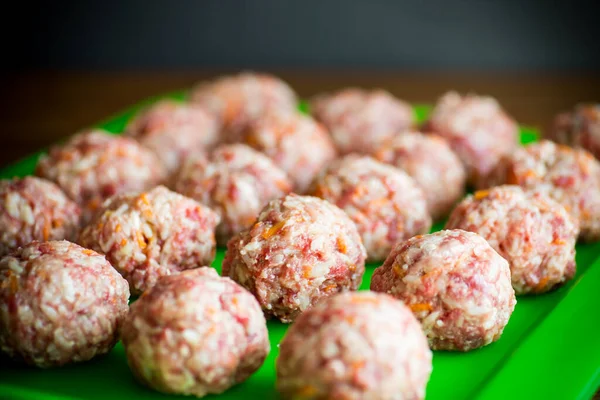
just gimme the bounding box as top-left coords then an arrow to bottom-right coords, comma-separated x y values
486,140 -> 600,242
371,229 -> 516,351
0,240 -> 130,367
125,100 -> 219,174
78,186 -> 219,294
190,72 -> 297,143
277,291 -> 432,400
374,131 -> 466,220
0,177 -> 81,257
173,144 -> 292,245
425,91 -> 518,187
242,110 -> 337,193
311,88 -> 414,155
222,194 -> 366,323
549,104 -> 600,161
36,129 -> 167,223
446,186 -> 578,295
310,155 -> 431,262
121,267 -> 269,398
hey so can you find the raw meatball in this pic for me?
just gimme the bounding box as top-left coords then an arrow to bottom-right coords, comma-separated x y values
277,291 -> 432,400
374,131 -> 466,220
173,144 -> 292,245
486,140 -> 600,242
121,267 -> 269,398
79,186 -> 219,294
549,104 -> 600,160
311,88 -> 414,155
0,240 -> 129,367
190,72 -> 297,142
36,129 -> 166,223
371,230 -> 516,351
125,100 -> 219,174
0,177 -> 81,257
446,186 -> 578,294
242,110 -> 337,192
222,194 -> 366,323
425,91 -> 518,187
310,155 -> 431,262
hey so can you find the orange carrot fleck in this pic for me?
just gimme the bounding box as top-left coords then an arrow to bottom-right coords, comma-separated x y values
474,190 -> 490,200
409,303 -> 433,313
262,220 -> 286,239
115,224 -> 121,233
120,238 -> 128,246
535,277 -> 549,292
42,223 -> 50,241
83,249 -> 95,256
337,236 -> 347,254
553,238 -> 566,245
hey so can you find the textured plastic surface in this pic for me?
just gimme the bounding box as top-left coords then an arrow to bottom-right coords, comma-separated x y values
0,94 -> 599,400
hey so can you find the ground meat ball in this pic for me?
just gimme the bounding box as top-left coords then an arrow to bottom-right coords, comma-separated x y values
425,92 -> 519,187
36,130 -> 167,223
374,131 -> 466,220
222,194 -> 366,323
79,186 -> 219,294
190,72 -> 297,143
371,230 -> 516,351
311,88 -> 414,155
124,100 -> 219,175
549,104 -> 600,161
446,186 -> 578,295
173,144 -> 292,245
486,140 -> 600,242
121,267 -> 269,398
277,291 -> 432,400
310,155 -> 431,262
242,110 -> 337,193
0,240 -> 129,367
0,177 -> 81,257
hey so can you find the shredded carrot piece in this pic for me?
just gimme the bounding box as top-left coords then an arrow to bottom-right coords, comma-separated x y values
83,249 -> 95,256
474,190 -> 490,200
115,224 -> 121,233
337,236 -> 347,254
345,315 -> 356,324
140,193 -> 150,205
231,297 -> 238,305
120,238 -> 128,246
351,360 -> 365,370
88,198 -> 100,210
262,220 -> 285,239
302,266 -> 312,279
138,236 -> 147,249
409,303 -> 433,313
42,223 -> 50,241
553,238 -> 566,245
524,170 -> 537,179
52,218 -> 63,228
535,277 -> 549,292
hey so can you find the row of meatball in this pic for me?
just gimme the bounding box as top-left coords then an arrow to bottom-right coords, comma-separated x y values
0,184 -> 585,399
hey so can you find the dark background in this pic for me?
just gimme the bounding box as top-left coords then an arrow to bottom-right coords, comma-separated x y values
8,0 -> 600,71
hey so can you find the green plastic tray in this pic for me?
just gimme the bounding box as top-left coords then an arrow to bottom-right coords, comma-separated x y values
1,93 -> 599,400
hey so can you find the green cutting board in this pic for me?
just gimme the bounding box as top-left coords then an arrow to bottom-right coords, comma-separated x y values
0,93 -> 599,400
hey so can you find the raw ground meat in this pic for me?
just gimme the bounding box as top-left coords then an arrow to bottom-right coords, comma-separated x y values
125,100 -> 219,175
78,186 -> 219,295
310,155 -> 431,262
548,104 -> 600,161
242,110 -> 337,193
310,88 -> 414,155
371,229 -> 516,351
222,194 -> 366,323
121,267 -> 269,398
190,72 -> 297,143
277,291 -> 432,400
374,131 -> 466,220
173,144 -> 292,245
446,186 -> 578,294
0,177 -> 81,257
486,140 -> 600,242
0,240 -> 129,367
424,91 -> 519,187
35,129 -> 166,223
